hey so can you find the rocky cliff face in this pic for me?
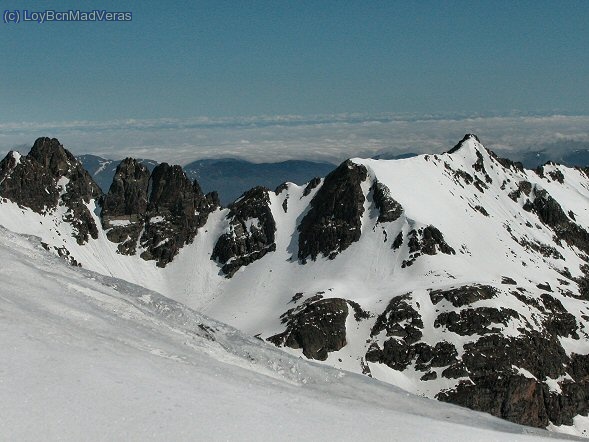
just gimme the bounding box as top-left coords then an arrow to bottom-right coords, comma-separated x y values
211,186 -> 276,276
140,163 -> 219,267
0,138 -> 101,244
102,159 -> 219,266
298,160 -> 367,261
101,158 -> 151,255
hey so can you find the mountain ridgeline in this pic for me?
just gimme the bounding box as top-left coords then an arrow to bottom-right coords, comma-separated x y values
5,135 -> 589,434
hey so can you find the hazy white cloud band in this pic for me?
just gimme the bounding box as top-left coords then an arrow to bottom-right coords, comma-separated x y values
1,113 -> 588,165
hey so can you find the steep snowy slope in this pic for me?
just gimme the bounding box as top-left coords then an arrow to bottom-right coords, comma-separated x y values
4,135 -> 589,433
1,226 -> 567,441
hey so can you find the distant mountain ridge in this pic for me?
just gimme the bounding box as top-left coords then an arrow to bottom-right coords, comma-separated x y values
5,136 -> 589,436
78,154 -> 333,205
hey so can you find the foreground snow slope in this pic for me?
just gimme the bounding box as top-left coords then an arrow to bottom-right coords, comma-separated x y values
0,227 -> 569,441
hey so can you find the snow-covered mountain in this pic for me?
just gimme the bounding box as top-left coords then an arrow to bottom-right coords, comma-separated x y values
3,136 -> 589,436
0,226 -> 566,441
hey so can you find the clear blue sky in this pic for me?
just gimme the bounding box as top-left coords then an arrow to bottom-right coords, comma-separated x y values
1,0 -> 588,122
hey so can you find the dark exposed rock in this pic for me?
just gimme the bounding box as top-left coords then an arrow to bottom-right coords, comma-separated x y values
267,298 -> 349,360
440,375 -> 589,428
347,300 -> 371,321
432,290 -> 587,429
414,341 -> 459,370
212,186 -> 276,276
41,242 -> 81,267
274,182 -> 289,194
302,177 -> 321,197
548,169 -> 565,183
488,149 -> 524,172
453,169 -> 474,186
367,338 -> 459,373
473,205 -> 489,216
434,307 -> 519,336
537,282 -> 552,292
473,150 -> 493,184
447,134 -> 481,154
421,226 -> 455,255
100,159 -> 218,264
575,264 -> 589,300
290,292 -> 304,303
371,180 -> 403,223
442,362 -> 469,379
366,338 -> 413,370
501,276 -> 517,285
392,231 -> 403,250
429,284 -> 496,308
101,158 -> 150,255
371,295 -> 423,343
540,293 -> 578,338
298,160 -> 367,261
401,226 -> 455,267
438,375 -> 550,428
517,237 -> 564,260
508,181 -> 532,202
365,295 -> 453,372
569,353 -> 589,382
420,371 -> 437,381
524,186 -> 589,256
140,164 -> 218,267
461,332 -> 567,381
0,138 -> 101,244
102,158 -> 150,218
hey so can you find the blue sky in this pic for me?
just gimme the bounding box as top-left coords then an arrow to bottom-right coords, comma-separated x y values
1,1 -> 588,160
2,0 -> 588,122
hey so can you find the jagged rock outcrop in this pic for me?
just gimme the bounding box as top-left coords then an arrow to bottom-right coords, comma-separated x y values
523,186 -> 589,256
447,133 -> 481,154
366,295 -> 460,373
371,180 -> 403,223
101,160 -> 219,265
101,158 -> 151,254
429,285 -> 497,307
268,297 -> 349,360
298,160 -> 367,261
211,186 -> 276,276
363,279 -> 589,428
0,138 -> 101,244
436,329 -> 576,427
401,225 -> 455,267
139,163 -> 219,267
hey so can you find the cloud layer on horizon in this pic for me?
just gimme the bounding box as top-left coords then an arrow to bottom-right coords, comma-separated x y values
1,113 -> 589,165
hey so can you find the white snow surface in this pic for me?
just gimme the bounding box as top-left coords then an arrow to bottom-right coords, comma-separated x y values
0,226 -> 569,441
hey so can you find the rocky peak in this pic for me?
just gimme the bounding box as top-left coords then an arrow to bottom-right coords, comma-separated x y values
101,159 -> 219,266
0,138 -> 101,244
298,159 -> 367,261
211,186 -> 276,277
446,134 -> 482,155
102,158 -> 150,219
29,137 -> 77,176
147,163 -> 201,215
